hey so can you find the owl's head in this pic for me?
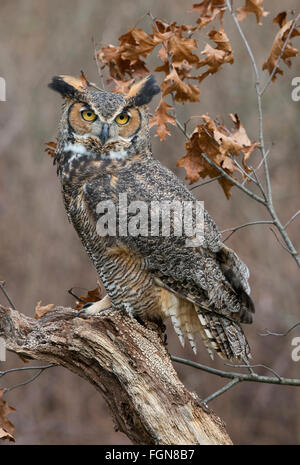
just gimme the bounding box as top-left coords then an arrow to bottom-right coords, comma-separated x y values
49,73 -> 160,169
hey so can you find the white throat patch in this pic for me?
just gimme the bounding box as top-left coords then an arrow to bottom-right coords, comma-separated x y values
63,143 -> 96,162
107,149 -> 128,160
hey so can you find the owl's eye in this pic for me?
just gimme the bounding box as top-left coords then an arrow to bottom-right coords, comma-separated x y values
81,109 -> 97,122
115,113 -> 130,125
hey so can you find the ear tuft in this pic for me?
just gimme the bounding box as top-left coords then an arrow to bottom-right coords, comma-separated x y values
126,75 -> 160,107
48,74 -> 88,98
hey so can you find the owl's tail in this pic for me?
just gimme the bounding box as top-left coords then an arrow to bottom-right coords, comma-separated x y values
159,286 -> 251,360
194,308 -> 251,360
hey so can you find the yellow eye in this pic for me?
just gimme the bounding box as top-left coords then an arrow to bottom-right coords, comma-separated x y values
115,113 -> 130,125
81,109 -> 97,122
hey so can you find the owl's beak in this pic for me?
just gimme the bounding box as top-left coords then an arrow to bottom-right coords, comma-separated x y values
100,123 -> 109,145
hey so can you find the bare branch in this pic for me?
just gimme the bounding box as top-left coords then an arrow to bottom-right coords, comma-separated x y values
200,151 -> 267,205
224,363 -> 283,381
92,37 -> 105,90
189,175 -> 224,191
269,227 -> 292,253
3,365 -> 55,394
260,322 -> 300,337
284,209 -> 300,230
0,281 -> 16,310
221,220 -> 274,242
203,378 -> 240,404
0,364 -> 56,378
225,0 -> 300,268
171,356 -> 300,386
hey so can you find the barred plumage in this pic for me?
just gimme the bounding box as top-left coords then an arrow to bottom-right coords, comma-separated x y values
49,73 -> 255,360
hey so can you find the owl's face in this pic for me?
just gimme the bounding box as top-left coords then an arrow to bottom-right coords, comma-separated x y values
49,74 -> 160,169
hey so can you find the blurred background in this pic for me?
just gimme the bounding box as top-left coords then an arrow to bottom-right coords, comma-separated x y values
0,0 -> 299,445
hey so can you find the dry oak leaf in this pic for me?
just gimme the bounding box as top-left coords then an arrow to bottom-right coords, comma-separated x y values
98,44 -> 149,80
190,1 -> 225,29
177,114 -> 258,198
196,28 -> 234,82
111,78 -> 135,94
262,13 -> 300,81
228,113 -> 260,171
44,141 -> 57,158
0,389 -> 15,442
236,0 -> 269,25
162,67 -> 200,103
177,123 -> 235,198
167,35 -> 199,68
149,99 -> 176,141
120,28 -> 162,62
75,285 -> 103,311
0,427 -> 14,442
34,301 -> 55,320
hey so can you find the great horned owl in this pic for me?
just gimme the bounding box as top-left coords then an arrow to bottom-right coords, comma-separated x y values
49,73 -> 254,360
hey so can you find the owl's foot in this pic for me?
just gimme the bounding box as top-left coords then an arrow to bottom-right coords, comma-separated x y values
76,294 -> 111,317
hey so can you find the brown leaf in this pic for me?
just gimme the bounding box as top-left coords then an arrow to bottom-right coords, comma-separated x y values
236,0 -> 269,25
196,27 -> 233,81
167,35 -> 199,68
75,285 -> 103,311
190,1 -> 225,29
273,11 -> 288,29
162,67 -> 200,103
0,389 -> 15,442
177,114 -> 259,198
98,43 -> 149,80
228,113 -> 260,171
111,78 -> 135,94
149,99 -> 176,141
0,427 -> 15,442
34,301 -> 55,320
120,28 -> 160,62
262,15 -> 300,81
44,141 -> 57,158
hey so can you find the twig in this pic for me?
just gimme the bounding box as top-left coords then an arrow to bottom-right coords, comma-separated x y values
221,220 -> 274,234
0,364 -> 56,378
0,281 -> 16,310
171,355 -> 300,386
4,369 -> 46,394
1,364 -> 56,394
189,175 -> 224,190
203,378 -> 240,404
225,0 -> 300,268
284,209 -> 300,229
221,220 -> 274,241
260,322 -> 300,337
269,227 -> 291,253
224,363 -> 282,381
231,157 -> 257,185
92,36 -> 105,90
260,14 -> 300,96
68,288 -> 86,303
200,151 -> 267,205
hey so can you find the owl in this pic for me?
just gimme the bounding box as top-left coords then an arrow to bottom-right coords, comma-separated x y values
49,73 -> 254,361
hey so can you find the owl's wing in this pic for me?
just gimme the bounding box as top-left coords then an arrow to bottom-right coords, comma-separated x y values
83,158 -> 254,359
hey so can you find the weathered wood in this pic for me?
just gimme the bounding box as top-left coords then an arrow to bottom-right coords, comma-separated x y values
0,304 -> 232,445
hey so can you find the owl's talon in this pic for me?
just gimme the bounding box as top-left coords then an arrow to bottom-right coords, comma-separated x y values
75,302 -> 93,318
75,295 -> 111,318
